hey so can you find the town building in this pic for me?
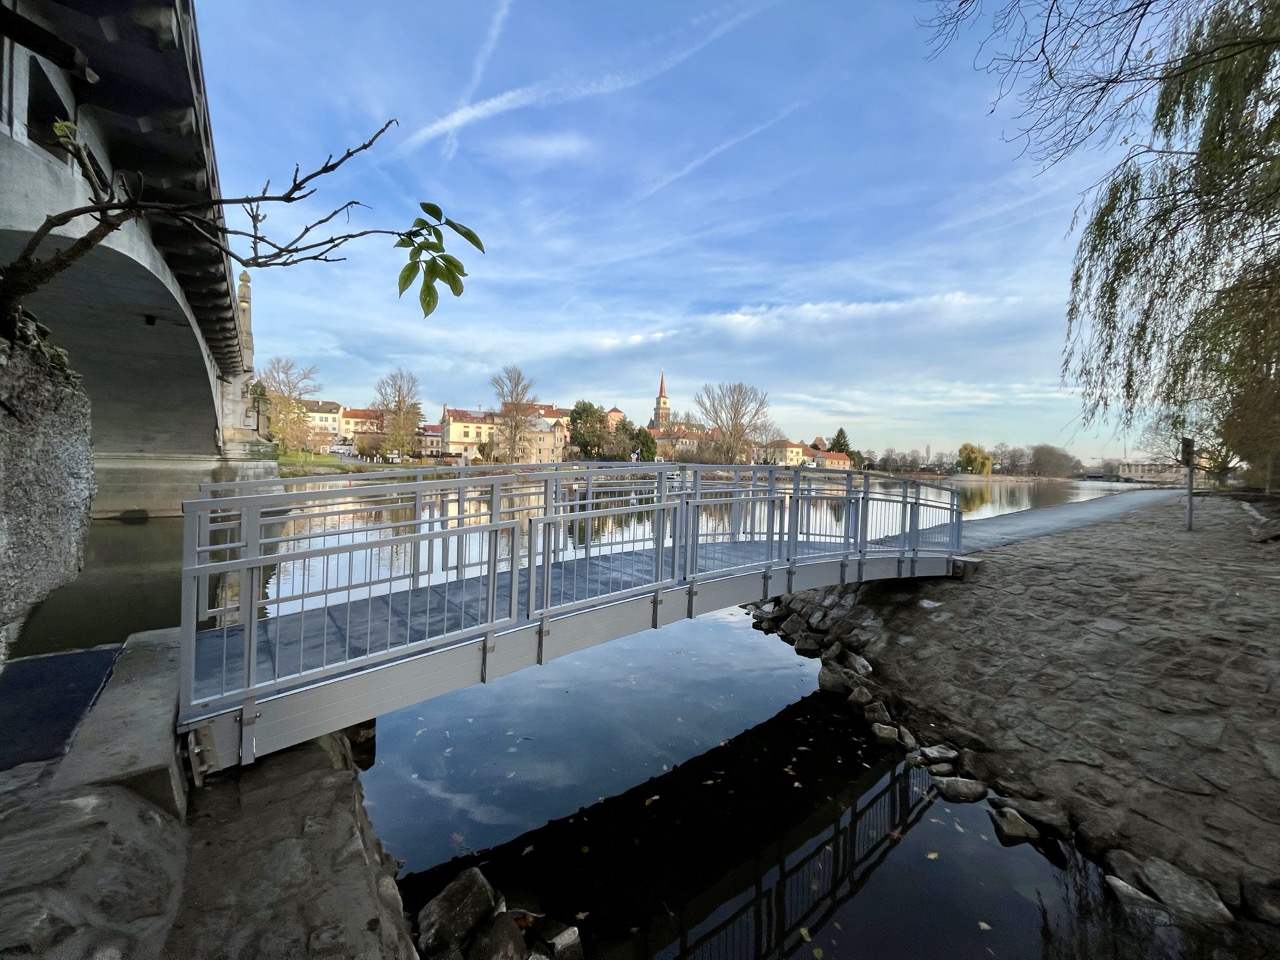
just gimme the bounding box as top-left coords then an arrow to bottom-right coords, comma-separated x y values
419,422 -> 443,460
340,407 -> 382,438
440,406 -> 496,462
756,438 -> 810,466
815,449 -> 852,470
300,400 -> 342,452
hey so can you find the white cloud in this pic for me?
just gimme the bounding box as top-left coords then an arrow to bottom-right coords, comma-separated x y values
483,131 -> 596,167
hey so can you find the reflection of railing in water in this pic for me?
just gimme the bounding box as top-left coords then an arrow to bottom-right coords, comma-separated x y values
666,763 -> 934,960
179,465 -> 961,772
399,688 -> 937,960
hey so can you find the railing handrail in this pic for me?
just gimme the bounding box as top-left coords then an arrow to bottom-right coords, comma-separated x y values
193,462 -> 962,503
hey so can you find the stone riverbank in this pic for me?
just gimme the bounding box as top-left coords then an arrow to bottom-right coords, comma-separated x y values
0,641 -> 415,960
748,494 -> 1280,943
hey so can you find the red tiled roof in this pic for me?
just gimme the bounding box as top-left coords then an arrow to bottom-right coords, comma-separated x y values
446,408 -> 494,424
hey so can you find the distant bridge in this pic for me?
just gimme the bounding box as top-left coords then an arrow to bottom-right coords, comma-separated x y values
1,0 -> 272,517
178,464 -> 963,776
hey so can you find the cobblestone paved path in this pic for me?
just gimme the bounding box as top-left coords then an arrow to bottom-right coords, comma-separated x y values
855,495 -> 1280,927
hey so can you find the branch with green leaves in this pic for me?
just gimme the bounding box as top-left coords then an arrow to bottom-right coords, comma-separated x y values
395,203 -> 485,317
1,117 -> 484,341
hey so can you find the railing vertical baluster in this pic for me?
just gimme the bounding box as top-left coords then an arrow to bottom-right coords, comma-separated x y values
786,471 -> 801,591
909,482 -> 921,577
412,490 -> 424,588
899,479 -> 910,546
841,472 -> 854,583
655,468 -> 668,582
952,489 -> 963,554
486,527 -> 499,623
584,473 -> 594,564
426,502 -> 437,574
179,504 -> 199,714
858,473 -> 871,577
440,491 -> 452,574
766,468 -> 778,562
241,505 -> 262,692
525,518 -> 537,619
686,467 -> 702,580
542,519 -> 555,611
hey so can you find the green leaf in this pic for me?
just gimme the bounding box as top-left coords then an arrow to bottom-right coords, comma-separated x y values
419,202 -> 443,221
445,218 -> 485,253
397,260 -> 420,297
439,253 -> 467,277
423,258 -> 440,283
394,236 -> 415,248
417,238 -> 445,254
442,269 -> 465,298
412,217 -> 428,228
419,279 -> 439,317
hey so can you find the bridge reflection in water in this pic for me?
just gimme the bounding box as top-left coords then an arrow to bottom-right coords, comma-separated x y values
399,693 -> 936,960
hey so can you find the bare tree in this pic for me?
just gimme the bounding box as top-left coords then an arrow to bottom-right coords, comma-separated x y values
1137,403 -> 1243,484
926,0 -> 1209,164
373,368 -> 423,462
259,357 -> 321,454
692,382 -> 774,464
1,119 -> 483,346
490,365 -> 537,463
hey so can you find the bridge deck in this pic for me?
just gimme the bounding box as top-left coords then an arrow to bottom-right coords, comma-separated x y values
192,540 -> 845,704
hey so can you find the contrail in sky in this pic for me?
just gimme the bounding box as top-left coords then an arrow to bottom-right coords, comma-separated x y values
404,3 -> 767,152
637,101 -> 808,200
443,0 -> 516,161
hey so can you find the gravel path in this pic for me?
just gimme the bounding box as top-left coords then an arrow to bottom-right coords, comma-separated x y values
856,493 -> 1280,932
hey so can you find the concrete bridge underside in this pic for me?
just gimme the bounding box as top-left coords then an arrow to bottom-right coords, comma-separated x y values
2,0 -> 274,517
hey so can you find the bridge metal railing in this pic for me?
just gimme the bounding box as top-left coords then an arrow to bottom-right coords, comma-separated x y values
178,464 -> 961,764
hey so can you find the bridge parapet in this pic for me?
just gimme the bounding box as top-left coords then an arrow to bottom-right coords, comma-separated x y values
178,464 -> 962,774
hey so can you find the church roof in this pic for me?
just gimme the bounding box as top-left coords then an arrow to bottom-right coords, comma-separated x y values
658,371 -> 666,398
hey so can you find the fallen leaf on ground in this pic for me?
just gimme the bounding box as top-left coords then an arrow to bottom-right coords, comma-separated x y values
926,852 -> 939,860
978,921 -> 992,931
575,911 -> 589,920
645,795 -> 659,806
522,845 -> 534,856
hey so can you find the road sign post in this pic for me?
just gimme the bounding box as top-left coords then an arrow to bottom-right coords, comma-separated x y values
1181,437 -> 1194,530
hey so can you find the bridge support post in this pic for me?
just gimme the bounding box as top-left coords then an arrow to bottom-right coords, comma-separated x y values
239,696 -> 258,765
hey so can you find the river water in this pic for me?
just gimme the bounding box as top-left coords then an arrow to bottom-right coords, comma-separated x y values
18,479 -> 1267,957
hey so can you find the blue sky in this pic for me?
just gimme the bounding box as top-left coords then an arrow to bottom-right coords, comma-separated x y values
195,0 -> 1129,463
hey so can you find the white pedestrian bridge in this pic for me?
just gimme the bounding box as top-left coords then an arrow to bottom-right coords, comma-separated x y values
179,464 -> 963,775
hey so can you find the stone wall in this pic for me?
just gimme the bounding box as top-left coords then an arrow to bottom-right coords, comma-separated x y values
0,332 -> 93,656
163,732 -> 418,960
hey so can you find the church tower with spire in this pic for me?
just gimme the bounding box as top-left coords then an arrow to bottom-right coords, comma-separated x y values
651,371 -> 670,431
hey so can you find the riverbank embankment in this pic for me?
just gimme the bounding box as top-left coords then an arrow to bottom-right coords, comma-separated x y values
0,628 -> 415,959
755,494 -> 1280,940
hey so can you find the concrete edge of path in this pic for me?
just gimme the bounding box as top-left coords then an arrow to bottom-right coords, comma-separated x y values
50,627 -> 187,819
